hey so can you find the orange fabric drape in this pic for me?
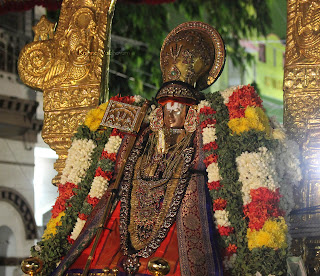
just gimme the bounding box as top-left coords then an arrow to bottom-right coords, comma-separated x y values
69,202 -> 180,275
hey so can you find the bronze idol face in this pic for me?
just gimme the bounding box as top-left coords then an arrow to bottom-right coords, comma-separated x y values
163,102 -> 188,129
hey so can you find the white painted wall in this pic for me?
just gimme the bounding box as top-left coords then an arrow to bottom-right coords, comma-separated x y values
0,138 -> 35,210
34,146 -> 58,226
0,202 -> 34,276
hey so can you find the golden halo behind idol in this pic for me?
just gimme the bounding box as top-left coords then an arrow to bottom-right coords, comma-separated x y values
150,21 -> 226,134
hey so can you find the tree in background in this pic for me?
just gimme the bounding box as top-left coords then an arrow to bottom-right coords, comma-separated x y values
46,0 -> 271,98
109,0 -> 271,98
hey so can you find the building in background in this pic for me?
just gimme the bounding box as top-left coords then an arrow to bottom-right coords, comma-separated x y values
211,33 -> 286,124
0,7 -> 58,276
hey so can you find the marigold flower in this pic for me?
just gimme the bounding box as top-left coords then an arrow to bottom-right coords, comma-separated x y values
200,118 -> 217,129
247,217 -> 287,250
95,167 -> 113,180
204,153 -> 218,167
228,106 -> 270,136
207,181 -> 222,190
214,198 -> 227,211
218,226 -> 234,236
110,95 -> 135,104
42,211 -> 65,240
244,187 -> 284,230
225,243 -> 237,256
111,128 -> 124,138
51,197 -> 66,218
86,195 -> 100,206
203,141 -> 218,151
58,182 -> 77,200
200,106 -> 216,115
226,84 -> 263,120
78,213 -> 89,220
100,150 -> 117,162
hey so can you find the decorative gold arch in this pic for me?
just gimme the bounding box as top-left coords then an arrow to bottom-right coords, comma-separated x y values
18,0 -> 116,184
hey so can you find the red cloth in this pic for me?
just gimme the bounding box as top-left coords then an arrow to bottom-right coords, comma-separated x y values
70,202 -> 180,275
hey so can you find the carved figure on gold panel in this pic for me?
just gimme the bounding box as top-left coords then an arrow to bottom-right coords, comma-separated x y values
286,1 -> 320,65
18,0 -> 111,184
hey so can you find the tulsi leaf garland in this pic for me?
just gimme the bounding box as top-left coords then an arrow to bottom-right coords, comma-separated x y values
200,85 -> 301,275
31,95 -> 144,275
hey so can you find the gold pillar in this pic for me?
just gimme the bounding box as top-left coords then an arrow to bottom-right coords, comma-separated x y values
284,1 -> 320,274
18,0 -> 114,184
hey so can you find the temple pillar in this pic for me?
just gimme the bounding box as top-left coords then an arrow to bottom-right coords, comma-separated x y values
284,1 -> 320,274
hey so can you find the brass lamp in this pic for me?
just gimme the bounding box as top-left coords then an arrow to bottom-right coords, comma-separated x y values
21,257 -> 43,275
147,257 -> 170,276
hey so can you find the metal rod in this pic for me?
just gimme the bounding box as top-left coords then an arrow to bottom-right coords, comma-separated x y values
99,0 -> 118,104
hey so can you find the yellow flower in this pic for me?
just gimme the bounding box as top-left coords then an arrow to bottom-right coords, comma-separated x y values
228,106 -> 271,136
84,102 -> 109,131
247,217 -> 288,250
42,212 -> 65,240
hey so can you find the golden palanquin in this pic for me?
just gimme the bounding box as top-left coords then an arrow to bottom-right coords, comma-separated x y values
18,0 -> 320,274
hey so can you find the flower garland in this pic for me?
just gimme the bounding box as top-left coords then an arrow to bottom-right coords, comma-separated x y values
31,95 -> 144,275
69,128 -> 124,242
199,98 -> 238,270
200,85 -> 301,275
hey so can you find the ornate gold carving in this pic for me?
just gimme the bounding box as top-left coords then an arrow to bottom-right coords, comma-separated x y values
160,21 -> 225,91
286,1 -> 320,66
32,15 -> 56,41
43,86 -> 100,111
18,0 -> 113,184
101,100 -> 143,133
284,1 -> 320,274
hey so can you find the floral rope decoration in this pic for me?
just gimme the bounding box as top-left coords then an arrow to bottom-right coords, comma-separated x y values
201,85 -> 301,275
30,95 -> 145,275
69,128 -> 124,242
198,99 -> 237,270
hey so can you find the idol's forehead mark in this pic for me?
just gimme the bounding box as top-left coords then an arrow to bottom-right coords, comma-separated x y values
164,102 -> 185,111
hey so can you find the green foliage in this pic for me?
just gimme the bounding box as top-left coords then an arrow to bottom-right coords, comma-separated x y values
110,1 -> 271,98
46,2 -> 272,99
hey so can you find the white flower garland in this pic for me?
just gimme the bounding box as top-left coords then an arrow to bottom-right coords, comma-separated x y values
104,135 -> 122,154
89,176 -> 109,198
61,139 -> 96,185
206,162 -> 221,183
70,217 -> 86,240
214,210 -> 232,227
202,127 -> 217,144
199,99 -> 235,270
133,95 -> 144,103
69,133 -> 123,242
275,139 -> 302,214
236,147 -> 279,205
270,119 -> 302,215
198,99 -> 212,111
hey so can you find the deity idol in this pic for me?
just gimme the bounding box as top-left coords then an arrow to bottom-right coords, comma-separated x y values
31,22 -> 301,276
